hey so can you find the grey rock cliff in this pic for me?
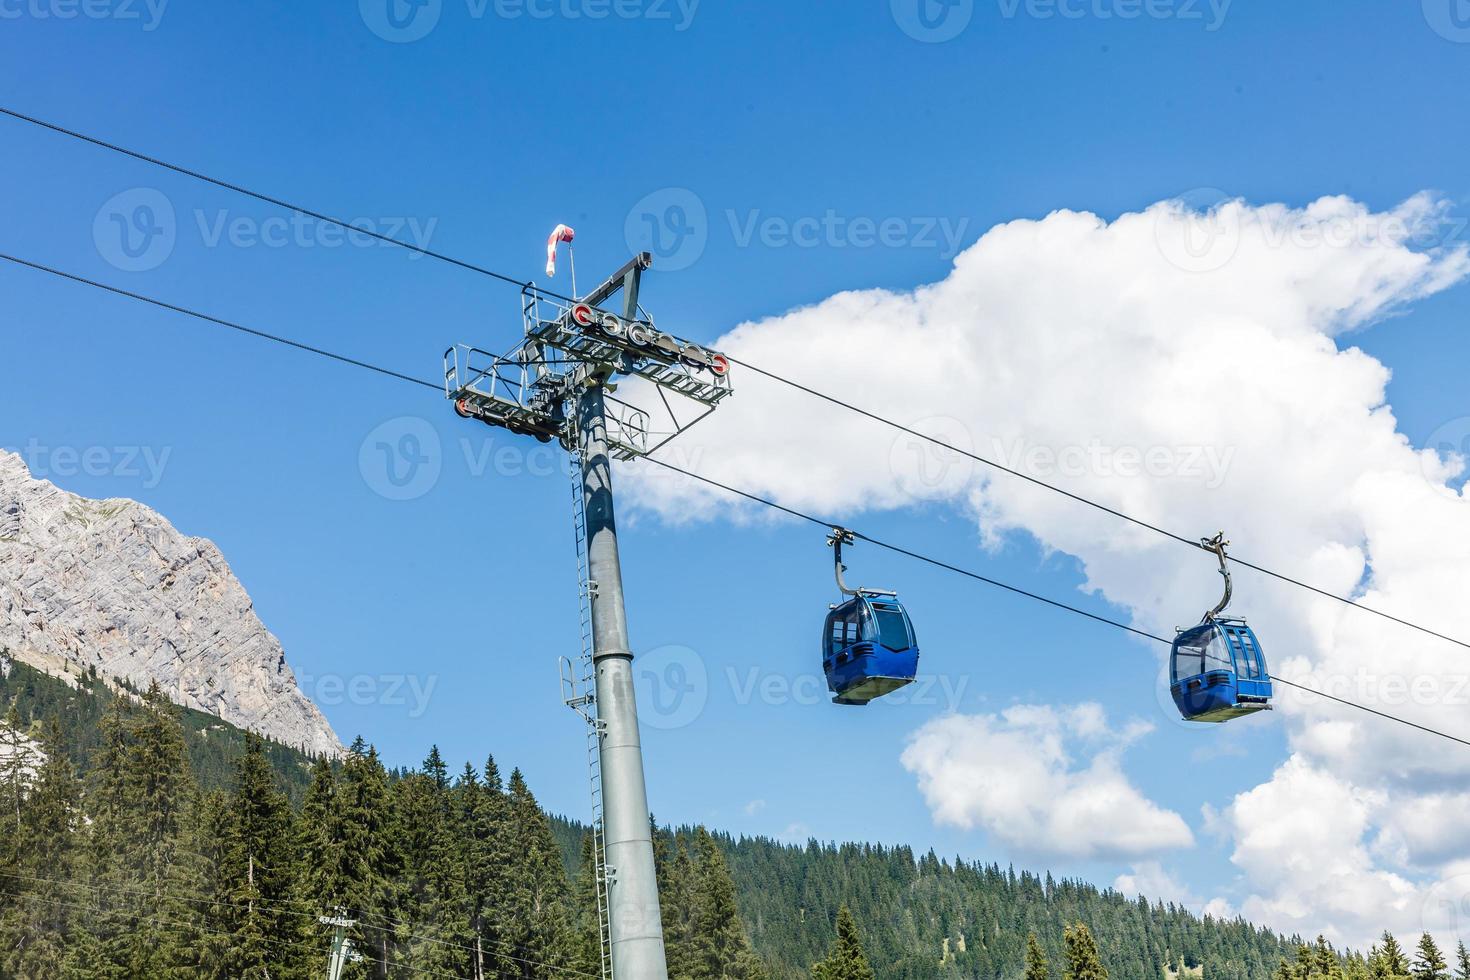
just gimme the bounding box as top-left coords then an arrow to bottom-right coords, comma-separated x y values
0,450 -> 342,757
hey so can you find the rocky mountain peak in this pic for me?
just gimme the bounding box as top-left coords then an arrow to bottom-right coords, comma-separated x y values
0,450 -> 342,757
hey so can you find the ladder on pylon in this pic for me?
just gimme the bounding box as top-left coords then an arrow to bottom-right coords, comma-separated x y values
560,445 -> 614,980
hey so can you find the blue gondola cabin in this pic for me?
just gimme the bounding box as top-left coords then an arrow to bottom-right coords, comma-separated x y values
1169,618 -> 1273,722
822,592 -> 920,706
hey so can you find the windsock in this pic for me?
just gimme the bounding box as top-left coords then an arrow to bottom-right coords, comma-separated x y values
546,224 -> 575,277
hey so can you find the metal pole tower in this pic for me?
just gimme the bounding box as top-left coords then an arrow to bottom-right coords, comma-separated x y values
444,251 -> 733,980
319,912 -> 357,980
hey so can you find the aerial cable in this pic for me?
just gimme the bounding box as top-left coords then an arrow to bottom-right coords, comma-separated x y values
5,104 -> 1466,650
3,253 -> 1466,748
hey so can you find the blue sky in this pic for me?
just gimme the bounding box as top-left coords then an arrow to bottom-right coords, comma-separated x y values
4,0 -> 1470,943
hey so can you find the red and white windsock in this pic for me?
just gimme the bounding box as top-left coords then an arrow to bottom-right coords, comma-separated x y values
546,223 -> 575,277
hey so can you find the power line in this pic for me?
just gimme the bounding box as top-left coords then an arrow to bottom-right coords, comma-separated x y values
3,254 -> 1467,751
0,870 -> 595,980
0,106 -> 542,296
636,457 -> 1470,750
8,890 -> 482,980
8,103 -> 1464,651
725,354 -> 1470,652
0,252 -> 438,392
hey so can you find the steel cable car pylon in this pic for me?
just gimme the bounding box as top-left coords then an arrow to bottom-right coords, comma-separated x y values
1169,532 -> 1274,722
821,528 -> 921,706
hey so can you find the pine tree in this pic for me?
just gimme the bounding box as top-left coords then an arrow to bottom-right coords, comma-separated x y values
394,750 -> 474,979
811,905 -> 876,980
222,734 -> 306,979
1455,942 -> 1469,980
1373,933 -> 1413,980
571,830 -> 605,975
1027,932 -> 1052,980
687,828 -> 767,979
457,755 -> 516,980
1064,923 -> 1109,980
81,683 -> 199,978
504,768 -> 576,979
1414,934 -> 1450,980
0,717 -> 82,979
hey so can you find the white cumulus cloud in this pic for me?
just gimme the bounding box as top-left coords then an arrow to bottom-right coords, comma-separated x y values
900,704 -> 1192,861
624,193 -> 1470,946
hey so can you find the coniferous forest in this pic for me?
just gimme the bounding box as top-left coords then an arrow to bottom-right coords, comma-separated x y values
0,659 -> 1463,980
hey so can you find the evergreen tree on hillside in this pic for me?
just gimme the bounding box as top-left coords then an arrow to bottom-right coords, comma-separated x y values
1413,935 -> 1450,980
80,683 -> 198,978
1027,932 -> 1052,980
687,828 -> 768,979
1455,943 -> 1469,980
1064,923 -> 1109,980
0,718 -> 82,979
457,755 -> 517,979
295,738 -> 397,979
222,734 -> 306,979
1372,934 -> 1413,980
572,831 -> 605,975
811,905 -> 876,980
504,768 -> 576,979
393,750 -> 475,978
657,825 -> 700,978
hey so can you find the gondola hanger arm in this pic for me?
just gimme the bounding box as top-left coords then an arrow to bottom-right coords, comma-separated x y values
1202,531 -> 1233,622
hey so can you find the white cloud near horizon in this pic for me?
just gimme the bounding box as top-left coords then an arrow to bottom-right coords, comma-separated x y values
900,703 -> 1193,861
623,192 -> 1470,947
